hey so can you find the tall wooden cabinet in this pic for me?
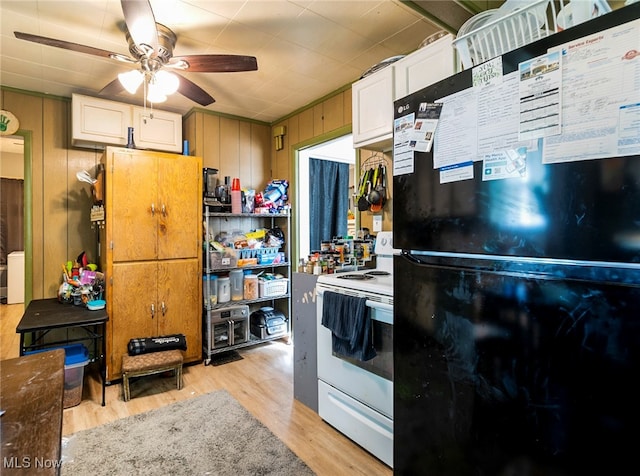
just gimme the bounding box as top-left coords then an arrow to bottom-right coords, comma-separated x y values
100,147 -> 202,381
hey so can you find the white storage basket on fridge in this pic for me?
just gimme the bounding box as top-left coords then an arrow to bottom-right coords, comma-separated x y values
453,0 -> 611,70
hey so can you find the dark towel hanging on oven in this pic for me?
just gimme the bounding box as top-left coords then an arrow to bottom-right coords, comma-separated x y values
321,291 -> 376,361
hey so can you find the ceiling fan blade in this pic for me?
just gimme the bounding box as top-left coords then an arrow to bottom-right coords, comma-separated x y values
121,0 -> 158,55
14,31 -> 121,59
99,78 -> 126,97
170,54 -> 258,73
176,73 -> 215,106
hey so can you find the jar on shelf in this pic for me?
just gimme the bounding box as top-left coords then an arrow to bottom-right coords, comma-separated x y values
230,269 -> 244,301
203,274 -> 218,308
243,273 -> 258,300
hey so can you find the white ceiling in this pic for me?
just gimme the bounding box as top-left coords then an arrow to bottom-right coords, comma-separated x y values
0,0 -> 488,123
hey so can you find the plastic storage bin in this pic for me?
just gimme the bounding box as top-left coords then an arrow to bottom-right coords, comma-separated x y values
209,250 -> 238,269
63,344 -> 89,408
259,278 -> 289,297
26,343 -> 89,408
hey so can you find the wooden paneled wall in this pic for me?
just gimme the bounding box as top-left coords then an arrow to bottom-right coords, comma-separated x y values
4,84 -> 390,300
183,86 -> 355,190
1,89 -> 101,301
183,112 -> 271,193
271,87 -> 352,180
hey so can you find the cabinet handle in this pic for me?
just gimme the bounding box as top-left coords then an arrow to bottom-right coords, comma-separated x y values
161,301 -> 166,315
151,203 -> 155,216
161,204 -> 166,217
151,303 -> 155,318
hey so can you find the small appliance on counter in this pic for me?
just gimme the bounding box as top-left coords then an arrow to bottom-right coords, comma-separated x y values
203,168 -> 231,211
204,305 -> 249,355
250,307 -> 287,340
203,167 -> 218,198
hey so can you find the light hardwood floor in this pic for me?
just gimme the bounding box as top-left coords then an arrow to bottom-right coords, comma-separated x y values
0,302 -> 392,476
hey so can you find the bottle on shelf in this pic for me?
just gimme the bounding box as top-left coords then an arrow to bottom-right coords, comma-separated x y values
218,276 -> 231,303
126,127 -> 135,149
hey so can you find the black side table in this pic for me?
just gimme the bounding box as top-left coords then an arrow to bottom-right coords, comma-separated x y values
16,298 -> 109,406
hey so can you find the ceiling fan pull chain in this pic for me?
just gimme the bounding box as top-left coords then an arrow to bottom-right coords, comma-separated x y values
143,77 -> 148,115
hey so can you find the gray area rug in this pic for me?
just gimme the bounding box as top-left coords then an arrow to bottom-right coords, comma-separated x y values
61,390 -> 315,475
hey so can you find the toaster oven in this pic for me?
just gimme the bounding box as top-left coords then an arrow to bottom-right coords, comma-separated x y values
204,305 -> 249,351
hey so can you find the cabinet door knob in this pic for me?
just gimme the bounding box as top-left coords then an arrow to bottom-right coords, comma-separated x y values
161,204 -> 166,217
161,301 -> 166,315
151,203 -> 155,216
150,303 -> 155,318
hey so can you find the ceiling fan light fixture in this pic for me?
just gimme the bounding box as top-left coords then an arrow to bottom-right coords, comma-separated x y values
154,70 -> 179,95
147,81 -> 167,103
118,69 -> 144,94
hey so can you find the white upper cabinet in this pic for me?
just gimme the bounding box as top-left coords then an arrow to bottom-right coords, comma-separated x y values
393,34 -> 455,100
132,107 -> 182,152
72,94 -> 130,148
72,93 -> 182,153
352,66 -> 395,151
352,34 -> 454,151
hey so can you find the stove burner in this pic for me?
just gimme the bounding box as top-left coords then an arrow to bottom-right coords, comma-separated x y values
337,274 -> 375,280
365,270 -> 390,276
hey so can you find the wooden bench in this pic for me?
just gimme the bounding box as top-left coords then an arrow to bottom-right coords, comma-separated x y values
121,349 -> 184,402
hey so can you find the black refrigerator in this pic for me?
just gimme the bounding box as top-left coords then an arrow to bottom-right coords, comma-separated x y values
393,5 -> 640,475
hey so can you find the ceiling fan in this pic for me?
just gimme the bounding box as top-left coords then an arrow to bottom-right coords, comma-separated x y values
13,0 -> 258,106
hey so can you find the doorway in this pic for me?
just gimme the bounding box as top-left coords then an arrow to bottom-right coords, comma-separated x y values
297,134 -> 355,261
0,135 -> 25,303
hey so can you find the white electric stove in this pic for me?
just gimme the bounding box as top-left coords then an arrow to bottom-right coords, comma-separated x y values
316,231 -> 398,468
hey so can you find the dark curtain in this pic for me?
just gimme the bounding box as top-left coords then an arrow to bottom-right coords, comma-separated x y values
0,178 -> 24,266
309,158 -> 349,252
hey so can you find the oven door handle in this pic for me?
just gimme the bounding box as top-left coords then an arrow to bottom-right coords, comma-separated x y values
317,289 -> 393,313
365,300 -> 393,312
